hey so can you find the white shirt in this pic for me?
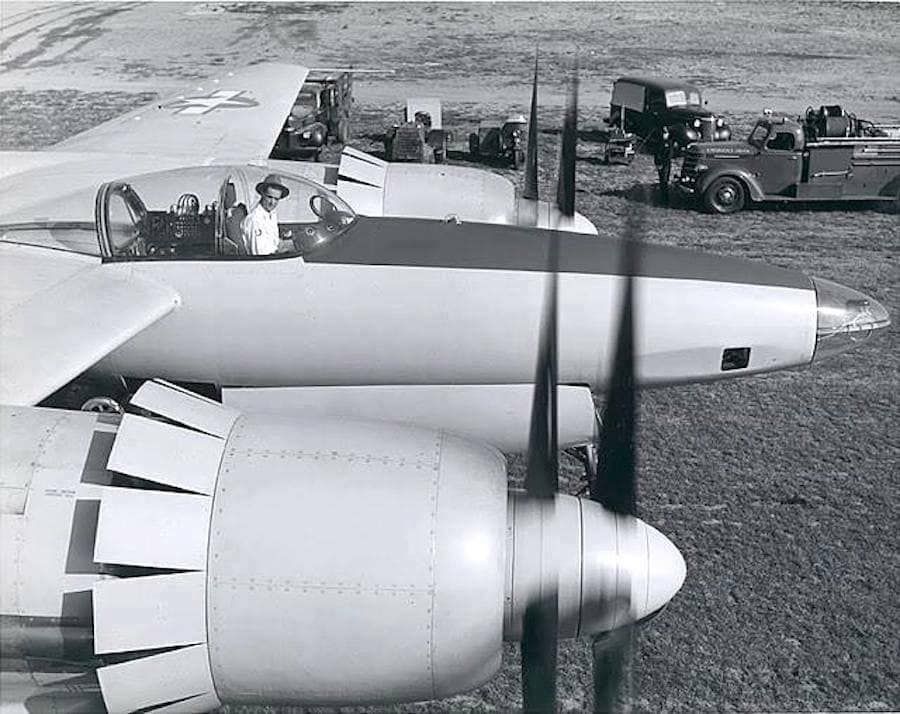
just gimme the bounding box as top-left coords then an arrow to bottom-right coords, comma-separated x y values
241,203 -> 280,255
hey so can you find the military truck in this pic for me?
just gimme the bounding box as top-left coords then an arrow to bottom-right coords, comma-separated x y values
676,106 -> 900,214
271,73 -> 353,161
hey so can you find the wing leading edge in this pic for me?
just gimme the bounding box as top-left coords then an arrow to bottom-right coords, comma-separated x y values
52,63 -> 309,163
0,244 -> 180,406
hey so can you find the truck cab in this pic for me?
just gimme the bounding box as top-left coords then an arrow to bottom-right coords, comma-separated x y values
746,117 -> 807,197
678,112 -> 900,213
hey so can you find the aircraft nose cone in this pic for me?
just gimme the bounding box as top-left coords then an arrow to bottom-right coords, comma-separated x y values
812,277 -> 891,362
631,519 -> 687,619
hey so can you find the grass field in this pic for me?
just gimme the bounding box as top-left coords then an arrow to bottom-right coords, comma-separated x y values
1,2 -> 897,712
313,102 -> 900,714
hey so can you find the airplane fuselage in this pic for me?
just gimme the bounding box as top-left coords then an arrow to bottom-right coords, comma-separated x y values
95,217 -> 818,389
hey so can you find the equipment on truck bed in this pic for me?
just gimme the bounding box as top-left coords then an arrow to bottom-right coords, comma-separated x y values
802,104 -> 900,140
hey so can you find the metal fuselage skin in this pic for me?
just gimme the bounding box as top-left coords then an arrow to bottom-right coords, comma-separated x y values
96,217 -> 817,390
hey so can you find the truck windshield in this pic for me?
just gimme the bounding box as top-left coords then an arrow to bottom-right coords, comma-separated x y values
291,91 -> 318,118
665,89 -> 702,108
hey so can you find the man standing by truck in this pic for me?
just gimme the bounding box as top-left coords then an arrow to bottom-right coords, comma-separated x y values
654,126 -> 675,203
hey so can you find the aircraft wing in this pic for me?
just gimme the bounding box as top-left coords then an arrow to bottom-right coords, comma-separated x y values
52,63 -> 309,162
0,244 -> 180,406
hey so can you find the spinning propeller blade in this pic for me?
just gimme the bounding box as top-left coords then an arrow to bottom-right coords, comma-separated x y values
520,60 -> 645,714
520,156 -> 560,714
588,190 -> 647,713
520,59 -> 582,714
589,204 -> 641,517
556,64 -> 578,219
520,58 -> 578,714
522,50 -> 540,203
592,621 -> 635,714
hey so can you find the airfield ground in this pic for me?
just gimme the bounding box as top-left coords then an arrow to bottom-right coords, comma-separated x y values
1,3 -> 898,712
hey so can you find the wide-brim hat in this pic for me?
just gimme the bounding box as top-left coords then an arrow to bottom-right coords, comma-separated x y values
255,174 -> 290,199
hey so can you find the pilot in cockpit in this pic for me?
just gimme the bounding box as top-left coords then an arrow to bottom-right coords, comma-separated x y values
241,174 -> 291,255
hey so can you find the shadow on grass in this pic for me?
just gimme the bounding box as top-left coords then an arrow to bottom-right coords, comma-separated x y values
576,152 -> 637,167
595,181 -> 675,208
596,183 -> 897,214
451,151 -> 519,169
749,199 -> 896,214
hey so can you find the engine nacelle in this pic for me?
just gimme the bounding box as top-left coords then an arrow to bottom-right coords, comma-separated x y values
1,382 -> 685,713
333,147 -> 598,234
207,414 -> 509,705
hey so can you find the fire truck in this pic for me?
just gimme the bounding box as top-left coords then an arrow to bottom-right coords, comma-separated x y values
676,105 -> 900,214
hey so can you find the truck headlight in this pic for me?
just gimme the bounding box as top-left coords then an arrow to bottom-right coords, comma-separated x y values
693,119 -> 701,129
301,130 -> 312,139
716,118 -> 724,128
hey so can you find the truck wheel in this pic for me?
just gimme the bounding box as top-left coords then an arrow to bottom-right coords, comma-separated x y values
703,177 -> 746,214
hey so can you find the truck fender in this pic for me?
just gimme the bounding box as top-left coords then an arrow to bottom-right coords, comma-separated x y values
696,168 -> 765,203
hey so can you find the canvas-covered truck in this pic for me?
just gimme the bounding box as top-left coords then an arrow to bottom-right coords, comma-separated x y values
676,106 -> 900,214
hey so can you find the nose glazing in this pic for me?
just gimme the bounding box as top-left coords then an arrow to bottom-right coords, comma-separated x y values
812,277 -> 890,362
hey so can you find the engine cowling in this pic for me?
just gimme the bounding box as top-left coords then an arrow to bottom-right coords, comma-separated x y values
1,381 -> 685,712
206,413 -> 509,705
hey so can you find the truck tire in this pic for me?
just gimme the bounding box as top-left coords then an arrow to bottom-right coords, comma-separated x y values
703,176 -> 746,214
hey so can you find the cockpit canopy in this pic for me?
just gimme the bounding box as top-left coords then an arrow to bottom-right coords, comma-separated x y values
97,165 -> 356,261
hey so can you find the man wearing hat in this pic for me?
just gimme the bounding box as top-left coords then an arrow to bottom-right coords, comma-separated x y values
241,174 -> 291,255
